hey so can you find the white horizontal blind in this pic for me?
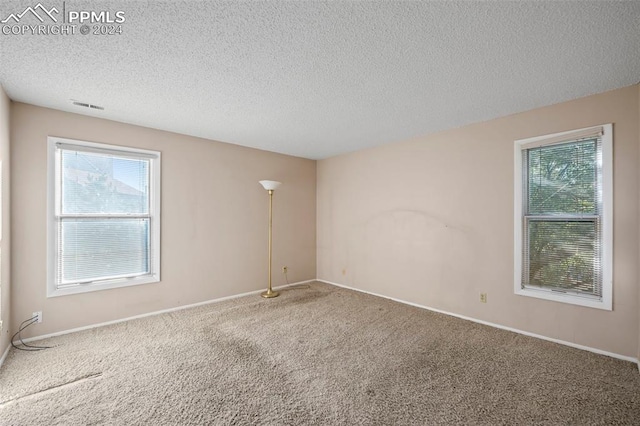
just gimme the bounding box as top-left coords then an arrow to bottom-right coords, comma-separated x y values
522,137 -> 602,297
56,147 -> 153,287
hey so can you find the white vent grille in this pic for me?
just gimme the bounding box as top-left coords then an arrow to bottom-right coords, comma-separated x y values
72,101 -> 104,110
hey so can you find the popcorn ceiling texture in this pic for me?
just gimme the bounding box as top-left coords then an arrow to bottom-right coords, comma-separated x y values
1,282 -> 639,424
0,1 -> 638,159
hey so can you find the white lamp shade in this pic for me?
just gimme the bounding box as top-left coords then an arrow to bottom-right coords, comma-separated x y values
259,180 -> 282,191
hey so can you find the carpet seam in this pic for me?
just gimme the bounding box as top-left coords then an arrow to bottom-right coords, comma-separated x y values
0,372 -> 103,406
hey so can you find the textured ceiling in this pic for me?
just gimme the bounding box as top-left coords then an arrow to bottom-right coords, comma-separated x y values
1,1 -> 639,159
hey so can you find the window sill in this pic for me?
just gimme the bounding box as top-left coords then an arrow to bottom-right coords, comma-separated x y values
515,286 -> 611,311
47,274 -> 160,298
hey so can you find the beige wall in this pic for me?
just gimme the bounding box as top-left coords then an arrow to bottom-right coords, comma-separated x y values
0,87 -> 10,356
318,85 -> 640,358
11,103 -> 316,338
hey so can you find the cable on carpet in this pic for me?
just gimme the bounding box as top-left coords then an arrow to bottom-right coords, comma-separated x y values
11,316 -> 52,351
283,270 -> 311,290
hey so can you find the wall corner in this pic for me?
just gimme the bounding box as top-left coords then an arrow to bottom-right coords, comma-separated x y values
0,84 -> 11,365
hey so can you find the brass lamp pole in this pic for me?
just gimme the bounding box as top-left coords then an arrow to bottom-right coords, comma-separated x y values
259,180 -> 281,298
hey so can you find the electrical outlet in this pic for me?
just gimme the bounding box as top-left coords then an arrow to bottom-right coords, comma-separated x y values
282,266 -> 288,274
480,293 -> 487,303
33,311 -> 43,323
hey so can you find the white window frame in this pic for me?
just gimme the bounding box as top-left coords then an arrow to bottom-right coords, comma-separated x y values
47,137 -> 161,297
514,124 -> 613,310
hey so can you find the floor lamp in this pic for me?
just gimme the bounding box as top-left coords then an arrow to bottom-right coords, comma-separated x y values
259,180 -> 281,298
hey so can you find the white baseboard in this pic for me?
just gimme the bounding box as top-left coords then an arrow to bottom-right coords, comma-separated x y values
15,277 -> 640,366
318,279 -> 639,364
0,344 -> 10,370
21,280 -> 314,344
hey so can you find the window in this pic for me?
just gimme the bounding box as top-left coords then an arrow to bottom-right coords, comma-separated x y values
514,125 -> 612,310
47,137 -> 161,297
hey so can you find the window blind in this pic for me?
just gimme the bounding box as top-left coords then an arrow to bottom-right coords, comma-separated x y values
56,148 -> 152,287
522,137 -> 602,298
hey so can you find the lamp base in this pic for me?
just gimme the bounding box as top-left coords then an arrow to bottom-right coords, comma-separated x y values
261,289 -> 279,298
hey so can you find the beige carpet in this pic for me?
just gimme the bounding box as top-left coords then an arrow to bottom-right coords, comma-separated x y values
1,281 -> 639,425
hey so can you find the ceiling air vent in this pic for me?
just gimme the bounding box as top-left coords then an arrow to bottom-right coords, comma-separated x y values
72,101 -> 104,110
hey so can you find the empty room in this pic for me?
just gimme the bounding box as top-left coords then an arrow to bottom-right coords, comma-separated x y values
1,1 -> 639,424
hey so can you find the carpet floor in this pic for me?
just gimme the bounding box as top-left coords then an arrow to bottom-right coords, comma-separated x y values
1,282 -> 639,425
